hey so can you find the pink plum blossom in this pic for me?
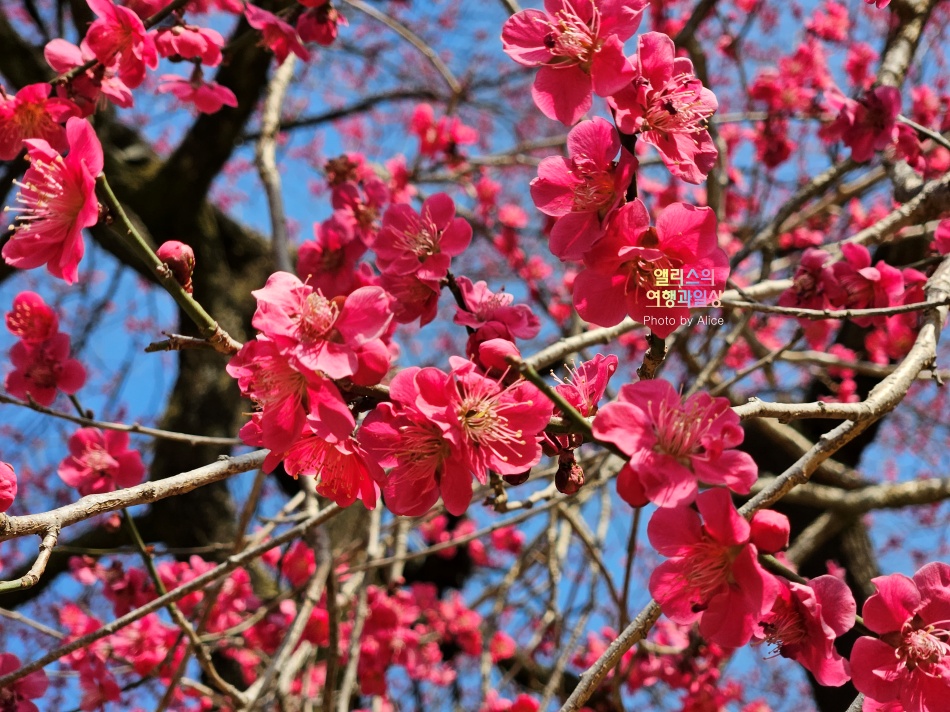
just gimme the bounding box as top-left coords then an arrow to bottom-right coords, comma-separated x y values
154,24 -> 225,66
572,200 -> 729,337
0,653 -> 49,712
0,83 -> 79,161
109,615 -> 177,677
821,85 -> 901,163
2,117 -> 103,284
826,242 -> 904,326
361,361 -> 551,516
85,0 -> 158,89
501,0 -> 647,125
593,379 -> 757,507
251,271 -> 393,385
379,271 -> 442,325
410,104 -> 479,160
777,248 -> 837,347
283,408 -> 382,509
158,73 -> 238,114
756,576 -> 855,686
375,193 -> 472,280
6,332 -> 86,406
778,249 -> 834,312
227,337 -> 352,454
0,462 -> 16,513
58,428 -> 145,496
648,488 -> 786,648
6,291 -> 59,343
297,213 -> 367,297
851,562 -> 950,711
297,0 -> 348,46
554,353 -> 618,418
453,276 -> 541,341
360,395 -> 461,516
439,359 -> 552,480
44,39 -> 134,113
609,32 -> 719,183
530,118 -> 636,260
244,4 -> 311,63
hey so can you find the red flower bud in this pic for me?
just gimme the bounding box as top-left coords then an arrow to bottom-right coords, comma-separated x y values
156,241 -> 195,294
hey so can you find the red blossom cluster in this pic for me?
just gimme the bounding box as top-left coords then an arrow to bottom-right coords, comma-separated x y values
4,291 -> 85,408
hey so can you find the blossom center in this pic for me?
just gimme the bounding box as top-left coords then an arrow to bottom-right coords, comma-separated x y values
25,356 -> 60,389
541,8 -> 599,66
643,75 -> 714,134
395,220 -> 441,261
899,623 -> 950,672
396,420 -> 450,476
682,539 -> 734,606
457,383 -> 525,462
652,398 -> 716,463
571,170 -> 616,212
13,102 -> 49,135
83,445 -> 118,475
835,271 -> 875,309
297,292 -> 339,342
760,599 -> 808,655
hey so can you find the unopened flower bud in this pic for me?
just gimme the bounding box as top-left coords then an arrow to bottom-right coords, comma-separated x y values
156,241 -> 195,294
555,453 -> 584,495
503,471 -> 530,486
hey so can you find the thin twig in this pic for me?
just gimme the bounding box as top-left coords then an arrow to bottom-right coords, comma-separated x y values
0,392 -> 241,446
256,54 -> 297,274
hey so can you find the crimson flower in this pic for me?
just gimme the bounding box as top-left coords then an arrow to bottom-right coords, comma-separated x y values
609,32 -> 719,183
0,462 -> 16,514
2,117 -> 103,285
0,653 -> 49,712
0,83 -> 79,161
360,395 -> 462,516
648,488 -> 787,648
44,38 -> 134,113
453,276 -> 541,341
251,271 -> 393,384
244,4 -> 311,63
268,412 -> 382,510
297,212 -> 367,297
85,0 -> 158,89
756,576 -> 855,686
297,0 -> 348,46
375,193 -> 472,280
555,353 -> 618,417
593,379 -> 756,507
158,73 -> 238,114
438,359 -> 553,480
154,24 -> 225,66
572,200 -> 729,337
6,332 -> 86,406
410,104 -> 478,160
360,361 -> 551,516
821,85 -> 901,163
227,338 -> 352,454
852,562 -> 950,711
778,249 -> 834,312
58,428 -> 145,496
530,118 -> 636,260
826,242 -> 904,327
6,291 -> 59,343
502,0 -> 647,125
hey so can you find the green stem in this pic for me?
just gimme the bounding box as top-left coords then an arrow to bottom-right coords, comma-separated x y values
95,174 -> 241,355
